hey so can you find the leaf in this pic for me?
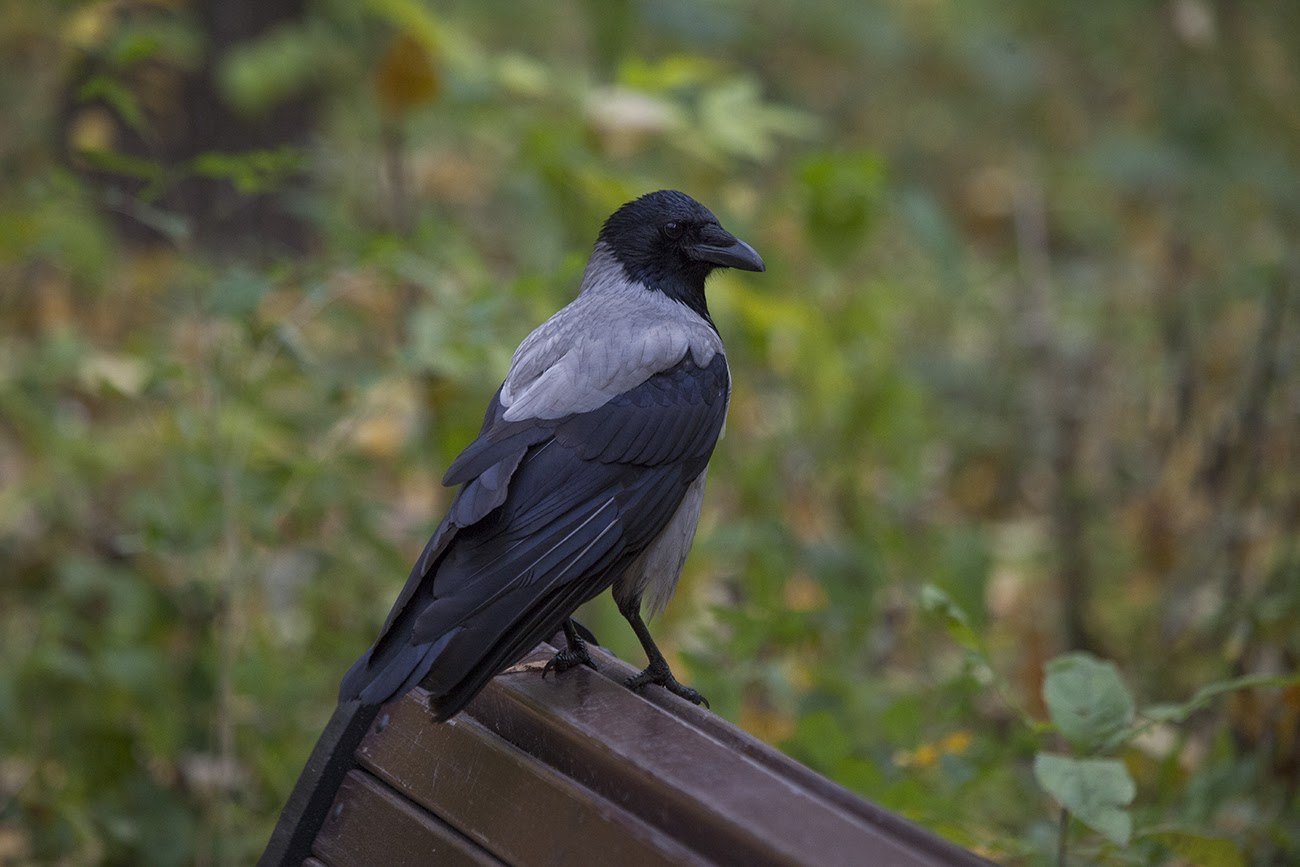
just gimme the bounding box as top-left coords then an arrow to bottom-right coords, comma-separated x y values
375,32 -> 441,116
77,75 -> 149,137
366,0 -> 447,51
1043,653 -> 1134,753
78,351 -> 150,397
218,24 -> 327,115
1033,753 -> 1135,846
696,77 -> 820,162
74,148 -> 165,186
920,584 -> 982,653
1147,829 -> 1245,867
209,267 -> 273,318
618,54 -> 724,92
190,148 -> 305,195
495,52 -> 550,98
584,87 -> 684,157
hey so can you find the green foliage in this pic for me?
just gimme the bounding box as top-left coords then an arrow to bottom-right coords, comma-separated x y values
190,148 -> 307,196
798,151 -> 888,260
3,0 -> 1300,864
1037,653 -> 1140,848
219,22 -> 342,115
930,591 -> 1289,862
1042,653 -> 1134,754
1033,754 -> 1135,846
1147,829 -> 1246,867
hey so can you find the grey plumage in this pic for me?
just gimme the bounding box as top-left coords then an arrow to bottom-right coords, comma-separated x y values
615,471 -> 709,617
338,190 -> 763,719
501,243 -> 725,421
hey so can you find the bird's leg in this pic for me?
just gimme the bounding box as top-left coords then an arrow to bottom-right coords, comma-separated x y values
542,618 -> 598,679
617,596 -> 709,708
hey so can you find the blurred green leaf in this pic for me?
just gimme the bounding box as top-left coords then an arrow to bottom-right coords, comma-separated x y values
190,148 -> 305,195
76,76 -> 149,137
366,0 -> 448,50
218,24 -> 331,115
209,267 -> 273,318
618,54 -> 725,92
1147,829 -> 1246,867
1033,753 -> 1135,846
74,149 -> 165,188
920,584 -> 982,654
1042,653 -> 1134,753
798,150 -> 888,258
697,77 -> 819,162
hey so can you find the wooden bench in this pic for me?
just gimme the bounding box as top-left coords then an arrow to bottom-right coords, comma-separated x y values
261,631 -> 987,866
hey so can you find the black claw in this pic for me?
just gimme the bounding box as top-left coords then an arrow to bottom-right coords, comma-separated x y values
626,660 -> 709,708
542,642 -> 597,680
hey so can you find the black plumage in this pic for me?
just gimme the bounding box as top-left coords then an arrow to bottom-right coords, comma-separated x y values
338,190 -> 762,720
339,353 -> 729,719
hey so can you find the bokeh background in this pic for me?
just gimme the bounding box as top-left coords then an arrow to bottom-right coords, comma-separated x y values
2,0 -> 1298,863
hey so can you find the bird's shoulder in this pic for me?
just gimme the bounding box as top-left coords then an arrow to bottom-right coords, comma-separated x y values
500,277 -> 723,423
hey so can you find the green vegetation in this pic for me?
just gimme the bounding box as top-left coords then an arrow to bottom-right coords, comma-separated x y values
2,1 -> 1298,863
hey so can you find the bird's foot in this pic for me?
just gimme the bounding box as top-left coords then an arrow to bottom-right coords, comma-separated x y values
542,639 -> 597,679
626,659 -> 710,708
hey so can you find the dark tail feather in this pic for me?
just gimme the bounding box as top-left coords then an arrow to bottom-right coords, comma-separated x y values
339,628 -> 460,707
425,559 -> 620,720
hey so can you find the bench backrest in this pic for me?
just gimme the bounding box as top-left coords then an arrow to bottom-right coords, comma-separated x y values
263,637 -> 988,866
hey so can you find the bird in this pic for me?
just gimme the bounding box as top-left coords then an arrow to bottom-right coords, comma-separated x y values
338,190 -> 764,721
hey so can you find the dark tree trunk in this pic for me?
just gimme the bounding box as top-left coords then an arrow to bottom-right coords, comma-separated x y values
64,0 -> 317,255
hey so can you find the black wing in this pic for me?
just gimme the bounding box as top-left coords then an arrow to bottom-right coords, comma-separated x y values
338,350 -> 728,718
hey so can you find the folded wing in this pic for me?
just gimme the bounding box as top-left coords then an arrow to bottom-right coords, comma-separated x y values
338,350 -> 729,718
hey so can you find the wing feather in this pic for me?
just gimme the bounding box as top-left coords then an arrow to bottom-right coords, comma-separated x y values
340,350 -> 729,715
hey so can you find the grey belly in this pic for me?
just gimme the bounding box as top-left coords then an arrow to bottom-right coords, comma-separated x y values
612,471 -> 708,616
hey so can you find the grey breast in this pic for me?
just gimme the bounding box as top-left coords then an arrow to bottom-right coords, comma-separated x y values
613,470 -> 709,616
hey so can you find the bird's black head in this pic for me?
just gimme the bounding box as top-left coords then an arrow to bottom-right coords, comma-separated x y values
597,190 -> 764,321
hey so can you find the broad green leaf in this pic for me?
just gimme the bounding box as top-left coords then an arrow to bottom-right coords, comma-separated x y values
1043,653 -> 1134,752
1033,752 -> 1135,846
1148,830 -> 1245,867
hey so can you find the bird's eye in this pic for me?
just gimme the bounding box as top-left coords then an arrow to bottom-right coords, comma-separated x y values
662,221 -> 683,240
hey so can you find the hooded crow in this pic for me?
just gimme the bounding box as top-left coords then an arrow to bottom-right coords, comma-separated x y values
338,190 -> 764,720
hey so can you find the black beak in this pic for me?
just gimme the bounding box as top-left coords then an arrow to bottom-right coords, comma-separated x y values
689,224 -> 765,272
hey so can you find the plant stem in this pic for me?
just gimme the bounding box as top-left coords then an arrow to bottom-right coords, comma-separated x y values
1057,807 -> 1070,867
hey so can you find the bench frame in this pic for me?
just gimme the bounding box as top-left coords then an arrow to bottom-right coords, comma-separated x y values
261,633 -> 987,866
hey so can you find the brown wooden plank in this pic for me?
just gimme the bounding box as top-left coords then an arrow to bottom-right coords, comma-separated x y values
468,646 -> 975,867
311,769 -> 500,867
561,634 -> 989,866
357,689 -> 703,865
